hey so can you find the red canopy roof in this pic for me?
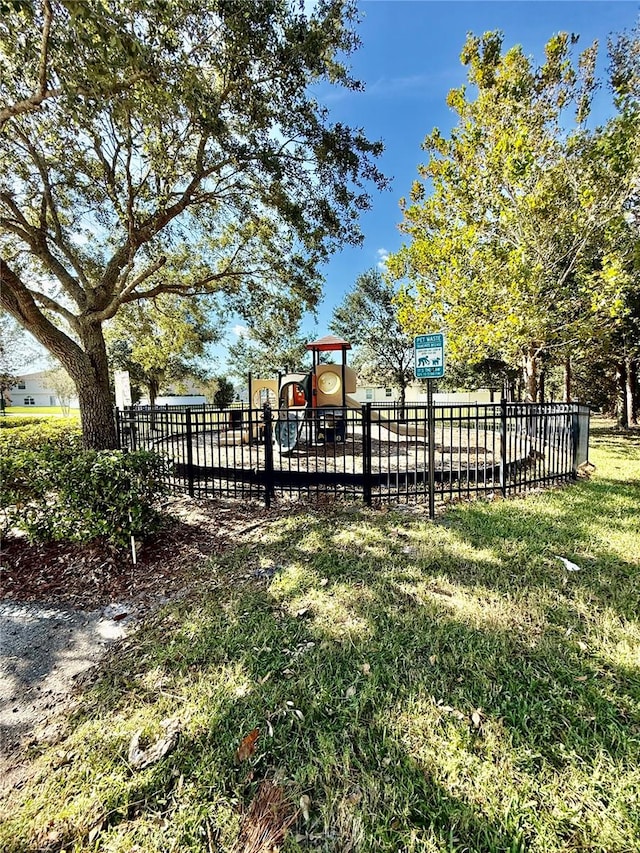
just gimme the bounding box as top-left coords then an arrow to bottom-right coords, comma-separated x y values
305,334 -> 352,352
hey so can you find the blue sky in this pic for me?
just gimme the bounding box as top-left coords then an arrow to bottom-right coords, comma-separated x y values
281,0 -> 639,347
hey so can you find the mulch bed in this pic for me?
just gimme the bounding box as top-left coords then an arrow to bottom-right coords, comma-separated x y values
0,496 -> 278,610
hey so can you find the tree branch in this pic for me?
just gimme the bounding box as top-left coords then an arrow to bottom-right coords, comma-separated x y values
0,192 -> 87,310
0,258 -> 86,367
0,1 -> 60,128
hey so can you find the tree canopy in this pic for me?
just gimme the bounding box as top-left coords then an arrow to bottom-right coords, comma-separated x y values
0,0 -> 386,447
105,294 -> 218,406
331,268 -> 415,406
388,28 -> 640,403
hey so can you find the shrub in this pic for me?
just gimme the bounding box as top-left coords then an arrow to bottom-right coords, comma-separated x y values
0,417 -> 82,453
1,420 -> 169,547
0,416 -> 50,429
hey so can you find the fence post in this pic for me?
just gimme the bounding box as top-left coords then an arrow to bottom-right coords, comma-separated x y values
185,407 -> 195,497
499,398 -> 507,498
570,405 -> 581,478
114,406 -> 121,449
127,405 -> 138,451
362,402 -> 372,506
263,402 -> 274,508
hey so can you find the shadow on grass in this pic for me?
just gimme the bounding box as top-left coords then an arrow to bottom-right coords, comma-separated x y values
3,428 -> 639,852
5,487 -> 637,853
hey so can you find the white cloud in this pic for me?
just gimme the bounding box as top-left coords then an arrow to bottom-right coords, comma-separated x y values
232,324 -> 250,338
376,248 -> 389,271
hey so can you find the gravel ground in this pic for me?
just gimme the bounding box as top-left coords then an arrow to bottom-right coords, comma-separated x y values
0,601 -> 136,788
0,496 -> 279,792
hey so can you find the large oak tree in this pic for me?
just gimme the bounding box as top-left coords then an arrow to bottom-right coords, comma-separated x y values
0,0 -> 385,447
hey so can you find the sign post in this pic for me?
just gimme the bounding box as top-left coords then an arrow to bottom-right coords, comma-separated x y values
414,334 -> 445,519
114,370 -> 132,410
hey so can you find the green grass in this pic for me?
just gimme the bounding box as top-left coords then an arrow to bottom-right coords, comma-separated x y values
2,406 -> 79,416
1,420 -> 638,852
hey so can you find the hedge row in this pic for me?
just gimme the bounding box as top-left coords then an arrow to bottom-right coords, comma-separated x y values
1,419 -> 169,548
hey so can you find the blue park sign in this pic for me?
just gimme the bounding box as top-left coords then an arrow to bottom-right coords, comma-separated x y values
414,333 -> 445,379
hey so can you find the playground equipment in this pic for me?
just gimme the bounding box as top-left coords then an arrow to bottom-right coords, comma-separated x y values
248,334 -> 433,453
249,334 -> 359,453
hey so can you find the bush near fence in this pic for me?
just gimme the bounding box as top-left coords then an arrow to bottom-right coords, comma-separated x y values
1,420 -> 169,548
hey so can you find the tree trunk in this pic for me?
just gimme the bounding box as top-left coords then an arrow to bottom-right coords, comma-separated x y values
563,356 -> 571,403
398,382 -> 407,420
0,260 -> 117,449
627,357 -> 638,427
538,370 -> 545,404
72,322 -> 118,449
615,360 -> 628,428
148,378 -> 160,408
522,347 -> 538,403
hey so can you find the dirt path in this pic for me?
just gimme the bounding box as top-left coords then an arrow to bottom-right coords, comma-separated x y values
0,496 -> 281,792
0,601 -> 135,787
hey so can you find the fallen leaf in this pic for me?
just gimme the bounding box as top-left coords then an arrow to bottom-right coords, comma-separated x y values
471,709 -> 483,728
428,655 -> 437,665
555,555 -> 582,572
235,728 -> 259,762
361,663 -> 371,675
347,787 -> 363,805
346,685 -> 356,698
300,794 -> 311,821
128,719 -> 181,770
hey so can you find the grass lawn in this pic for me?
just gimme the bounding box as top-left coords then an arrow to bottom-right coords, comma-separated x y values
1,421 -> 638,852
2,406 -> 79,416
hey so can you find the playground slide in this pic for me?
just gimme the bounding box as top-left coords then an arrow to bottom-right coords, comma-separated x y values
274,408 -> 306,453
345,395 -> 428,437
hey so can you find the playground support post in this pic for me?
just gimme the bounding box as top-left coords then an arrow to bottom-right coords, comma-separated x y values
427,380 -> 436,519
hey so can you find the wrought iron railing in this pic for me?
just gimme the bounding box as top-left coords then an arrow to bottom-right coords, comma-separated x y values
116,401 -> 590,515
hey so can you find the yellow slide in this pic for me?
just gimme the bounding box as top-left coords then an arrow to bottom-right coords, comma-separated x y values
344,395 -> 429,437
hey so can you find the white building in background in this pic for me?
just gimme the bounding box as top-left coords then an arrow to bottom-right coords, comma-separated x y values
352,384 -> 495,405
8,371 -> 79,408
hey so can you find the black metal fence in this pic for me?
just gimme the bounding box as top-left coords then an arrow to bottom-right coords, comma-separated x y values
116,401 -> 590,516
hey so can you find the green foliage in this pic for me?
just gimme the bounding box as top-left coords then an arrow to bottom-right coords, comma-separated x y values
0,416 -> 82,450
212,375 -> 236,408
0,415 -> 50,429
389,28 -> 640,402
0,421 -> 167,547
106,294 -> 219,405
227,305 -> 312,379
331,268 -> 415,402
